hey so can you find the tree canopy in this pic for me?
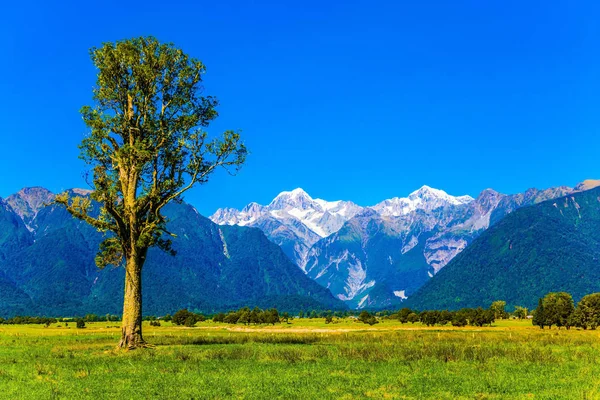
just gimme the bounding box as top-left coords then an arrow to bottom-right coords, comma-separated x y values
55,36 -> 247,348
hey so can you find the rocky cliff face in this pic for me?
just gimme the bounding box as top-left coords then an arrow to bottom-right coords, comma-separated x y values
406,186 -> 600,311
210,188 -> 362,266
213,183 -> 579,308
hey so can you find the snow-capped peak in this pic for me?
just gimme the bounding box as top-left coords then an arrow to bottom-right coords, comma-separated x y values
372,186 -> 473,217
409,185 -> 473,204
210,188 -> 364,266
268,188 -> 315,210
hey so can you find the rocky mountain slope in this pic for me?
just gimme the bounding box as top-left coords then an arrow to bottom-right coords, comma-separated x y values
211,188 -> 362,266
405,186 -> 600,310
214,184 -> 577,308
0,188 -> 346,317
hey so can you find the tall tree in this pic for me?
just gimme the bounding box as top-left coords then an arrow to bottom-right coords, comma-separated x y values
56,37 -> 247,349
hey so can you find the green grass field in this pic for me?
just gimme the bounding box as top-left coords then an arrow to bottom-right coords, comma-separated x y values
1,319 -> 599,399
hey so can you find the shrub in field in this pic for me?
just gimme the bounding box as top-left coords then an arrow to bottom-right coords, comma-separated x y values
212,313 -> 226,323
513,306 -> 528,320
358,311 -> 379,325
76,319 -> 86,329
172,309 -> 205,326
396,308 -> 413,323
451,312 -> 468,327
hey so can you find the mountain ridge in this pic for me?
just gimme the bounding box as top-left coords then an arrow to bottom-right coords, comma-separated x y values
405,186 -> 600,310
212,183 -> 582,308
0,187 -> 346,317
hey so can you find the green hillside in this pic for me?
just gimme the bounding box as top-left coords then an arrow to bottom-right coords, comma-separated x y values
0,192 -> 345,317
406,187 -> 600,310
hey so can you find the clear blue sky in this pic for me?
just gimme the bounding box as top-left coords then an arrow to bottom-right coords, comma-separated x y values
1,1 -> 598,215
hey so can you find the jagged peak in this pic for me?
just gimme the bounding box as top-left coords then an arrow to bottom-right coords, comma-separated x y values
268,188 -> 315,209
15,186 -> 54,196
575,179 -> 600,192
476,188 -> 503,199
405,185 -> 473,203
273,187 -> 312,200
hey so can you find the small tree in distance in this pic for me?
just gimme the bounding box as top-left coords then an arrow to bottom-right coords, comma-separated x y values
55,37 -> 247,349
513,306 -> 528,320
490,301 -> 507,319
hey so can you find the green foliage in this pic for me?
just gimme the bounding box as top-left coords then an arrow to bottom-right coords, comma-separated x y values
533,298 -> 545,329
533,292 -> 575,329
358,311 -> 379,325
172,309 -> 205,326
542,292 -> 574,329
490,301 -> 508,319
55,36 -> 247,269
396,308 -> 412,323
0,316 -> 58,325
573,293 -> 600,330
417,308 -> 494,327
513,306 -> 528,320
407,312 -> 419,324
211,307 -> 282,326
76,319 -> 86,329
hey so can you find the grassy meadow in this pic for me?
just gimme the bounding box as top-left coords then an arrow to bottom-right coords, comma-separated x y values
1,318 -> 600,399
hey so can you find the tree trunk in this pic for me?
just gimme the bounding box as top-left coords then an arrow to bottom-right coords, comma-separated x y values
118,254 -> 146,349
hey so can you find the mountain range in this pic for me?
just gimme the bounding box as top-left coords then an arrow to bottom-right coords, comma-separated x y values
0,188 -> 345,317
212,183 -> 590,308
406,184 -> 600,310
1,179 -> 598,317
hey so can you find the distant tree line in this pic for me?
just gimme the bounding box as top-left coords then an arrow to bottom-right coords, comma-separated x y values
212,307 -> 282,325
389,307 -> 496,327
9,291 -> 600,331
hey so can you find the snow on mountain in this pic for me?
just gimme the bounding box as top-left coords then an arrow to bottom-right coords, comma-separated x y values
210,188 -> 363,266
371,185 -> 474,217
211,183 -> 586,309
304,184 -> 577,308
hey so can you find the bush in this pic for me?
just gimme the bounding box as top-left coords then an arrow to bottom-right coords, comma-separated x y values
172,309 -> 205,326
76,319 -> 86,329
358,311 -> 379,325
